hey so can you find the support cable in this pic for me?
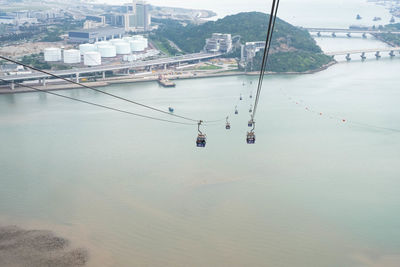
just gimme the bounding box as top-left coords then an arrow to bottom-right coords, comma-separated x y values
0,78 -> 197,126
0,55 -> 201,123
252,0 -> 281,119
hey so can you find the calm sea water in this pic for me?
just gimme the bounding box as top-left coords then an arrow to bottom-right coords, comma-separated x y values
1,1 -> 400,266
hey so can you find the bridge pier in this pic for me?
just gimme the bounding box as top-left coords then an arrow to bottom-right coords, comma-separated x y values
360,52 -> 366,61
332,32 -> 336,37
345,53 -> 351,61
102,71 -> 106,80
75,73 -> 79,83
10,81 -> 15,90
42,78 -> 47,87
375,51 -> 381,59
164,64 -> 167,70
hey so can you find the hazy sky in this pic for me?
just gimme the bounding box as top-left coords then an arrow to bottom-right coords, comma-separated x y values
98,0 -> 381,17
95,0 -> 391,27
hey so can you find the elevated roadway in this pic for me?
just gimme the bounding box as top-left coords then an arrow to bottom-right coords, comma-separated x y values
0,52 -> 222,84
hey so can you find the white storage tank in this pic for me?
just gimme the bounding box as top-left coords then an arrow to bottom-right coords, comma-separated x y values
142,38 -> 148,49
130,40 -> 145,52
110,38 -> 124,45
122,36 -> 133,42
132,35 -> 143,40
44,48 -> 62,62
63,49 -> 81,64
84,51 -> 101,66
79,43 -> 96,54
97,45 -> 116,58
114,42 -> 131,54
94,41 -> 110,49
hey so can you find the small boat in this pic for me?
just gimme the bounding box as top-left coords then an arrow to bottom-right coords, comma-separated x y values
168,107 -> 174,113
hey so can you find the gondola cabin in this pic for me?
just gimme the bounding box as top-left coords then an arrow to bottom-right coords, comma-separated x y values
235,109 -> 238,115
246,132 -> 256,144
196,134 -> 207,147
168,107 -> 174,113
248,120 -> 253,127
226,123 -> 231,130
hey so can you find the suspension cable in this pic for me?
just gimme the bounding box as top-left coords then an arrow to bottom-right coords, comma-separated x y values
0,78 -> 197,126
0,55 -> 201,123
252,0 -> 281,119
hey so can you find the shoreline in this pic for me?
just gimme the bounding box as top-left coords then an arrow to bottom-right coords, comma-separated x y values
0,61 -> 336,95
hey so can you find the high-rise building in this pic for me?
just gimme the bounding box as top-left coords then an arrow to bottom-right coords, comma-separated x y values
123,0 -> 151,32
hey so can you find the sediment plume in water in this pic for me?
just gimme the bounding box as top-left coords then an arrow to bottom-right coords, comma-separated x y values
0,225 -> 88,267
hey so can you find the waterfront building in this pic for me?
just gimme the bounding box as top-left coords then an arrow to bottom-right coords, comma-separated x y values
241,41 -> 266,63
68,27 -> 125,43
204,33 -> 233,53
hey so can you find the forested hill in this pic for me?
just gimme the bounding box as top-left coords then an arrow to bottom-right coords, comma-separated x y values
152,12 -> 332,72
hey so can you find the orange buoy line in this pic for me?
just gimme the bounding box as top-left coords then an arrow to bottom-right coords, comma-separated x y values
280,88 -> 400,133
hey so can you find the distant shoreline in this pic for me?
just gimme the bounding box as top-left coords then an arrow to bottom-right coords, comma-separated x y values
0,61 -> 336,95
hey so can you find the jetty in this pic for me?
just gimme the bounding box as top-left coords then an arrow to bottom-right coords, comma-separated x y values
158,75 -> 176,87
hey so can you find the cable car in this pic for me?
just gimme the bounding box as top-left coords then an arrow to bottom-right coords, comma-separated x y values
248,120 -> 253,127
246,131 -> 256,144
168,107 -> 174,113
240,94 -> 243,100
235,106 -> 238,115
225,117 -> 231,130
250,93 -> 253,99
249,104 -> 253,113
196,121 -> 206,147
196,134 -> 207,147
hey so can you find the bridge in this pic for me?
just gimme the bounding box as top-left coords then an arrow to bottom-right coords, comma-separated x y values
0,52 -> 222,89
306,27 -> 400,38
325,47 -> 400,60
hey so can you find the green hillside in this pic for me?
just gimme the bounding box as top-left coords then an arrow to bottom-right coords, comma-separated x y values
152,12 -> 332,72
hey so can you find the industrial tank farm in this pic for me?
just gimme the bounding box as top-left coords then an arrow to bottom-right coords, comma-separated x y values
42,35 -> 150,67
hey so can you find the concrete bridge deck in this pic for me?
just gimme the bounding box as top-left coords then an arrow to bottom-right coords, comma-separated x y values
306,27 -> 400,35
325,47 -> 400,56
